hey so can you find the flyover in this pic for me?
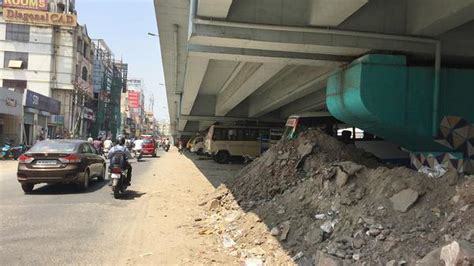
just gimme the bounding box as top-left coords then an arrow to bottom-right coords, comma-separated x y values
153,0 -> 474,172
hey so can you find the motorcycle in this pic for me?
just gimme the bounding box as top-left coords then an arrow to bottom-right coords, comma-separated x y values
109,164 -> 129,199
164,144 -> 170,152
130,148 -> 143,162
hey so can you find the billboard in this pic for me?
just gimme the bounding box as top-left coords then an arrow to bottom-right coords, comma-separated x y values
128,91 -> 141,109
25,90 -> 61,114
2,0 -> 48,11
3,8 -> 77,27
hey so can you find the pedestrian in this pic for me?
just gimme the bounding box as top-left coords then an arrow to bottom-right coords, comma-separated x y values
178,139 -> 184,155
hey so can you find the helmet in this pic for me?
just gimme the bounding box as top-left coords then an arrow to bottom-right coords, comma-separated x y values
116,136 -> 126,146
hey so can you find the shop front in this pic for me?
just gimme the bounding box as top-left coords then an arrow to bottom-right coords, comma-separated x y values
24,90 -> 61,145
82,107 -> 95,138
0,88 -> 23,146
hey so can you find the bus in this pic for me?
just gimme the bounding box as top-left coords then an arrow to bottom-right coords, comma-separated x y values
283,112 -> 410,165
205,124 -> 282,163
283,112 -> 338,140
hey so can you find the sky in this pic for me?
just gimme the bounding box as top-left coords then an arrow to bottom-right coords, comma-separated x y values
76,0 -> 169,121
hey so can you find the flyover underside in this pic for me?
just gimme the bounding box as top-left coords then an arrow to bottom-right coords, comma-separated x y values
154,0 -> 474,148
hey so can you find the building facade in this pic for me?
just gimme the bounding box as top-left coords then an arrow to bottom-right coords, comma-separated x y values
0,1 -> 76,144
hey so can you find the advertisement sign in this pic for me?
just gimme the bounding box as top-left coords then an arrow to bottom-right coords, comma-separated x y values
49,115 -> 64,125
25,90 -> 60,115
83,107 -> 95,121
0,88 -> 22,116
2,0 -> 48,11
3,8 -> 77,27
128,91 -> 140,109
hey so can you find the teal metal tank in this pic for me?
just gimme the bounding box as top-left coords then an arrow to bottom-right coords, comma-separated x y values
326,54 -> 474,172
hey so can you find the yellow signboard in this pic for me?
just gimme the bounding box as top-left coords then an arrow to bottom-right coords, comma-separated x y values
3,8 -> 76,27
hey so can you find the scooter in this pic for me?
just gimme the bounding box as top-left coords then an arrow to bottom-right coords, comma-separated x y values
133,148 -> 143,161
0,141 -> 12,160
103,147 -> 110,159
0,140 -> 27,160
109,164 -> 130,199
164,144 -> 170,152
10,143 -> 29,159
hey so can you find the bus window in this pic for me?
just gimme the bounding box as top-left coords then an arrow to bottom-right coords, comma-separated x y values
228,129 -> 237,140
213,128 -> 227,140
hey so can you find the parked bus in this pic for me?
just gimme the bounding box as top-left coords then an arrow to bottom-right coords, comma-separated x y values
283,112 -> 338,140
283,112 -> 410,165
205,124 -> 282,163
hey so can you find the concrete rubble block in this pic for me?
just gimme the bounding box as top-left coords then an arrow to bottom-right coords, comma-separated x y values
390,188 -> 419,212
280,221 -> 291,241
245,258 -> 264,266
270,226 -> 281,236
440,240 -> 474,265
336,168 -> 350,188
416,247 -> 443,266
386,260 -> 397,266
313,250 -> 343,266
334,161 -> 365,176
297,142 -> 313,158
207,199 -> 220,211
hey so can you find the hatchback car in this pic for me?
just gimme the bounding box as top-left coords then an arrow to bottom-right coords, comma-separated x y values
141,138 -> 158,157
17,140 -> 106,193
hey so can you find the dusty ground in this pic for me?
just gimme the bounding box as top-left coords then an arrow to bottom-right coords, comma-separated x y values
120,149 -> 247,265
2,148 -> 293,265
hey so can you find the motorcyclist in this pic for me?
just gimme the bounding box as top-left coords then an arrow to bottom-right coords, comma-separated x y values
108,136 -> 132,185
93,138 -> 103,154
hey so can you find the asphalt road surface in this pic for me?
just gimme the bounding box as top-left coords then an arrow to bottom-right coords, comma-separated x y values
0,148 -> 242,265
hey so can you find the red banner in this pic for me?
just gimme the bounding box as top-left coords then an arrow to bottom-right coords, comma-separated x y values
128,91 -> 140,109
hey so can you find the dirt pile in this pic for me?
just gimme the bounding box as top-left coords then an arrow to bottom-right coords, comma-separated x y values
198,129 -> 474,265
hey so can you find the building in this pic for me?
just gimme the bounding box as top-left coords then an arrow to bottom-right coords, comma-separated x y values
91,39 -> 114,139
52,24 -> 95,139
111,61 -> 127,139
0,0 -> 77,144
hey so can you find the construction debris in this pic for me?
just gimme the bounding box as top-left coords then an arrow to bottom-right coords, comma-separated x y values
197,129 -> 474,265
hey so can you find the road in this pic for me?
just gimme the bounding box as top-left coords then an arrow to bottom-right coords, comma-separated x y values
0,148 -> 241,265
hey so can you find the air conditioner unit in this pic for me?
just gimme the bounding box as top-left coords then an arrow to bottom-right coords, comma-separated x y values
8,60 -> 23,69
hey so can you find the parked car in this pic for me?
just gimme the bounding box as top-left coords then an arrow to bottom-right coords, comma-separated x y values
141,138 -> 158,157
17,140 -> 106,193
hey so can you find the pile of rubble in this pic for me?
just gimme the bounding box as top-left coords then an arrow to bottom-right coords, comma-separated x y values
197,129 -> 474,265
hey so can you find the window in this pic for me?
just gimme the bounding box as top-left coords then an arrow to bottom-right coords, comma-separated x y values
6,24 -> 30,42
4,52 -> 28,69
3,79 -> 27,90
82,66 -> 88,81
77,38 -> 83,53
83,43 -> 89,58
213,128 -> 227,141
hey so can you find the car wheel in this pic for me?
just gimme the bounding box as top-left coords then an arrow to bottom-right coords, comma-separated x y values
21,183 -> 34,194
79,170 -> 90,191
215,151 -> 230,164
197,148 -> 204,155
98,165 -> 106,182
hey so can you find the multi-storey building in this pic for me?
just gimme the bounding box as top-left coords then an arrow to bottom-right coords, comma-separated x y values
0,0 -> 78,144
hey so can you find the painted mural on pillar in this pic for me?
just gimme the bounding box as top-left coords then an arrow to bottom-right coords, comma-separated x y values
434,116 -> 474,173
